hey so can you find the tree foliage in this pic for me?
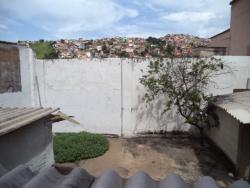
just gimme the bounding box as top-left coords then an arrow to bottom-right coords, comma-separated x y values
140,57 -> 223,143
31,41 -> 58,59
146,37 -> 166,46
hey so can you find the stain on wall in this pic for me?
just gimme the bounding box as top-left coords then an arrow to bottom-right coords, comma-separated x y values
0,42 -> 21,93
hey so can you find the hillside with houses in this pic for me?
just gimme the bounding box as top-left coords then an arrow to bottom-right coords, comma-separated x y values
19,34 -> 210,59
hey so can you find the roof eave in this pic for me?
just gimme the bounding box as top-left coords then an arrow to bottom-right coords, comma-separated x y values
230,0 -> 239,5
210,29 -> 230,39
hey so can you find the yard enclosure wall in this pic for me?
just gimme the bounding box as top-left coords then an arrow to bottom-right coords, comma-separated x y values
0,46 -> 36,107
33,57 -> 250,136
0,51 -> 250,136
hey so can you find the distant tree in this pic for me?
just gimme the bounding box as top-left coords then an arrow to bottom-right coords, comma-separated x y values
165,44 -> 175,58
31,41 -> 58,59
108,41 -> 113,45
102,44 -> 109,54
44,43 -> 58,59
146,37 -> 165,46
140,50 -> 146,57
134,50 -> 139,56
119,51 -> 129,58
91,49 -> 98,57
140,57 -> 224,145
86,40 -> 93,46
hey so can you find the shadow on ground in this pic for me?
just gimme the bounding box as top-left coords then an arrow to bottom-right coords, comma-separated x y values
125,133 -> 234,185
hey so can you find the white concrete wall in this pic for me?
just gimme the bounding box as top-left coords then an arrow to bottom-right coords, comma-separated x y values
35,59 -> 122,135
0,47 -> 36,107
33,57 -> 250,136
1,52 -> 250,136
209,56 -> 250,95
121,60 -> 188,135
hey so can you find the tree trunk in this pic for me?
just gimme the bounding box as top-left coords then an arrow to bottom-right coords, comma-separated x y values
191,123 -> 205,146
199,128 -> 204,146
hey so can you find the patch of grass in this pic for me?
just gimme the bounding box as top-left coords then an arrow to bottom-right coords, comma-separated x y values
53,132 -> 109,163
31,41 -> 58,59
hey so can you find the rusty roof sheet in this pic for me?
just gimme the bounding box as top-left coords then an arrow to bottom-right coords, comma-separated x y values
0,164 -> 249,188
214,91 -> 250,124
0,107 -> 58,136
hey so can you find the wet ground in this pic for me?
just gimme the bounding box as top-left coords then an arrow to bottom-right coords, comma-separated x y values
57,134 -> 234,187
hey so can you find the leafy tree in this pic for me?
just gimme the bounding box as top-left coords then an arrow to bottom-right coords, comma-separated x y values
164,44 -> 175,58
102,44 -> 109,54
140,57 -> 223,145
146,37 -> 165,46
119,51 -> 129,58
140,50 -> 147,57
108,40 -> 113,45
31,41 -> 58,59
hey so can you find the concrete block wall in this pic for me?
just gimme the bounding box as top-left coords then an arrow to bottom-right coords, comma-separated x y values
35,59 -> 122,135
34,57 -> 250,136
1,50 -> 250,136
0,46 -> 36,107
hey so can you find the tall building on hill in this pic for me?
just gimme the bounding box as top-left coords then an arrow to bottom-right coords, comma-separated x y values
208,29 -> 230,55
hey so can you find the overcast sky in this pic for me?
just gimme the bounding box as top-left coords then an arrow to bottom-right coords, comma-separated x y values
0,0 -> 231,41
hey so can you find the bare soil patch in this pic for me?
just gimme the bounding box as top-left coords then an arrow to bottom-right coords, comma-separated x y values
56,134 -> 234,187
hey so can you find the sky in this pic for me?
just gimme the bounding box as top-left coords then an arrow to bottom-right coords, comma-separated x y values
0,0 -> 231,42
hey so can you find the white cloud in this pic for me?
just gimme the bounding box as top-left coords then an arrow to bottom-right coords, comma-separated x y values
135,0 -> 230,13
0,24 -> 8,30
162,11 -> 216,22
0,0 -> 138,38
131,0 -> 230,38
104,24 -> 166,38
141,0 -> 206,9
0,0 -> 230,40
196,27 -> 228,37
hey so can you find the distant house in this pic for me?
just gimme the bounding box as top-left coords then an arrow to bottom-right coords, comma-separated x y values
208,29 -> 230,56
194,29 -> 231,57
192,47 -> 225,57
209,0 -> 250,56
207,91 -> 250,178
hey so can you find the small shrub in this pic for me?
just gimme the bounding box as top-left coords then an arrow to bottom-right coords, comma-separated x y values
53,132 -> 109,163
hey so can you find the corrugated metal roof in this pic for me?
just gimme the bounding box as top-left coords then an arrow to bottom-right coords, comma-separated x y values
0,107 -> 58,136
214,91 -> 250,124
0,165 -> 249,188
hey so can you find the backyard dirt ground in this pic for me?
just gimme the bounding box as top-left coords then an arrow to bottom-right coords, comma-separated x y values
57,134 -> 234,187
